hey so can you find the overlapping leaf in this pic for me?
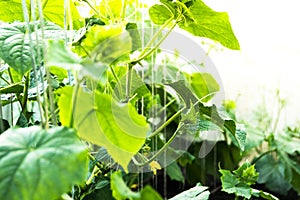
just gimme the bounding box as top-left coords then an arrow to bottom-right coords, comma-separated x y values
58,87 -> 149,171
0,21 -> 64,75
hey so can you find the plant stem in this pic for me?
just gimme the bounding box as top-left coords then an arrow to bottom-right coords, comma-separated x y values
21,71 -> 30,113
134,122 -> 185,167
69,77 -> 82,128
148,106 -> 184,138
251,148 -> 276,164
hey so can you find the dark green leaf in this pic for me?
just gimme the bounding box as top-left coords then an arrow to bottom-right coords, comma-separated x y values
167,162 -> 184,182
256,154 -> 292,195
0,82 -> 24,94
0,21 -> 64,75
0,126 -> 89,200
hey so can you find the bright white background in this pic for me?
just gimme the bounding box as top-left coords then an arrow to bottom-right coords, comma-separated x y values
204,0 -> 300,126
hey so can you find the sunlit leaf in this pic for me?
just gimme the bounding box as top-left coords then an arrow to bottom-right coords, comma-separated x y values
58,86 -> 149,171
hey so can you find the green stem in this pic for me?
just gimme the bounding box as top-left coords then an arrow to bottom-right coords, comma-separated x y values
82,0 -> 100,16
21,71 -> 30,113
148,106 -> 185,138
69,77 -> 82,128
134,123 -> 185,167
251,149 -> 276,164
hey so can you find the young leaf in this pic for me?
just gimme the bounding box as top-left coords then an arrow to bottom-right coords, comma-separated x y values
178,0 -> 240,50
0,21 -> 64,75
0,126 -> 89,200
169,183 -> 210,200
110,171 -> 141,200
58,87 -> 149,171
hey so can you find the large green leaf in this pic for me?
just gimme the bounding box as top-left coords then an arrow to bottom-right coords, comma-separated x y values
0,126 -> 88,200
256,154 -> 292,195
0,21 -> 64,75
178,0 -> 240,50
169,183 -> 210,200
58,86 -> 149,171
0,0 -> 83,29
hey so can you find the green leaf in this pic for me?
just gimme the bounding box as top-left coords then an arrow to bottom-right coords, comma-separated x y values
220,162 -> 260,199
220,169 -> 251,199
139,186 -> 163,200
46,40 -> 82,69
111,171 -> 141,200
82,24 -> 132,64
0,21 -> 64,75
251,189 -> 279,200
0,0 -> 83,29
169,183 -> 210,200
189,72 -> 220,102
149,4 -> 173,25
167,81 -> 246,151
58,86 -> 148,171
0,126 -> 88,200
256,154 -> 292,195
167,162 -> 184,182
46,40 -> 108,79
0,82 -> 24,94
98,0 -> 123,23
178,0 -> 240,50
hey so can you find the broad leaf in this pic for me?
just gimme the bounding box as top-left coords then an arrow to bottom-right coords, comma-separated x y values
58,86 -> 149,171
0,126 -> 88,200
220,163 -> 259,199
0,21 -> 64,75
149,4 -> 173,25
0,0 -> 83,29
256,154 -> 292,195
0,82 -> 24,94
169,183 -> 210,200
178,0 -> 240,50
111,171 -> 140,200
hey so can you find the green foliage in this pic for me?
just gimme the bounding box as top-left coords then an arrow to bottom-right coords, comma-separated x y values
58,86 -> 149,171
111,171 -> 163,200
0,21 -> 64,75
220,162 -> 278,200
149,0 -> 240,50
0,126 -> 89,200
166,162 -> 185,182
0,0 -> 83,29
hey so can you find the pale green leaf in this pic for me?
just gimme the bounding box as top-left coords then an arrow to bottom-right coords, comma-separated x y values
0,126 -> 89,200
139,186 -> 163,200
169,183 -> 210,200
178,0 -> 240,50
189,72 -> 220,102
149,4 -> 173,25
0,21 -> 64,75
0,0 -> 83,29
58,87 -> 148,171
